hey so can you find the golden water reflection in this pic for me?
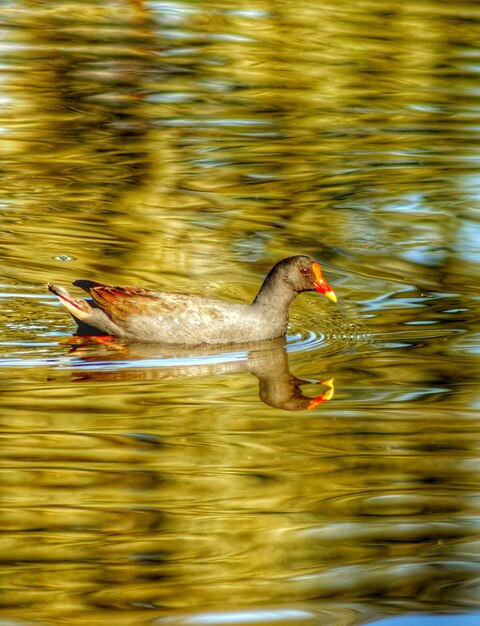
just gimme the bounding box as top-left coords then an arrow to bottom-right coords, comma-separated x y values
1,0 -> 480,624
59,336 -> 335,410
2,388 -> 480,621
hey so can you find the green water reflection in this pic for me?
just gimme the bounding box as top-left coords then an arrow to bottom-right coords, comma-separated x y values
0,0 -> 480,624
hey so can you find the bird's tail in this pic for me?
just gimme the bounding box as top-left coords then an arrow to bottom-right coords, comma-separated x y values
47,283 -> 93,322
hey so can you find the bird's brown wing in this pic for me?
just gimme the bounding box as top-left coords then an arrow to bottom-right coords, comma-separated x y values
73,280 -> 194,322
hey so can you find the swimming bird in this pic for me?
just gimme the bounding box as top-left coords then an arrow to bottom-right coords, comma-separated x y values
47,255 -> 337,345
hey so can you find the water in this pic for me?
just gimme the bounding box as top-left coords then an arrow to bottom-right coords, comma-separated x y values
0,1 -> 480,624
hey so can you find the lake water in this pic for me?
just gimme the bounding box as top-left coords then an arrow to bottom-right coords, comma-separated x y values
1,1 -> 480,624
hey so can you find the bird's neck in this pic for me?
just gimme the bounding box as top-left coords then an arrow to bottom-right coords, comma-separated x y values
252,272 -> 298,317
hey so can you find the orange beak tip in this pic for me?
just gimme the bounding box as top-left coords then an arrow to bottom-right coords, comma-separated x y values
325,289 -> 337,303
314,283 -> 337,303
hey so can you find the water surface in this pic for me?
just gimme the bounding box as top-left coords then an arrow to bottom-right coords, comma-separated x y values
0,1 -> 480,624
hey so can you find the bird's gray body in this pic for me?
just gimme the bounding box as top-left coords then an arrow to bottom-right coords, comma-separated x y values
47,256 -> 335,345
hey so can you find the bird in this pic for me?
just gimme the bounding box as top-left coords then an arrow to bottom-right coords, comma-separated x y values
47,255 -> 337,345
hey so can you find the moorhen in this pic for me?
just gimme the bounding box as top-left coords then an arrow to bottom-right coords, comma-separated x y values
47,255 -> 337,345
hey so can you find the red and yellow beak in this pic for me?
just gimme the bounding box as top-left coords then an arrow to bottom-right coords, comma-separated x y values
312,262 -> 337,303
307,378 -> 335,410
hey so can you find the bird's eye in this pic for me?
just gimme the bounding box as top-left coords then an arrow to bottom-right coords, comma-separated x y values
300,268 -> 308,274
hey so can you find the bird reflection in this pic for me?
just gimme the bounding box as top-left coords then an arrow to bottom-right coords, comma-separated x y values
61,336 -> 334,411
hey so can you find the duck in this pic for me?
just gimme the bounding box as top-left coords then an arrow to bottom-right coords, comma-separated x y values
47,255 -> 337,345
